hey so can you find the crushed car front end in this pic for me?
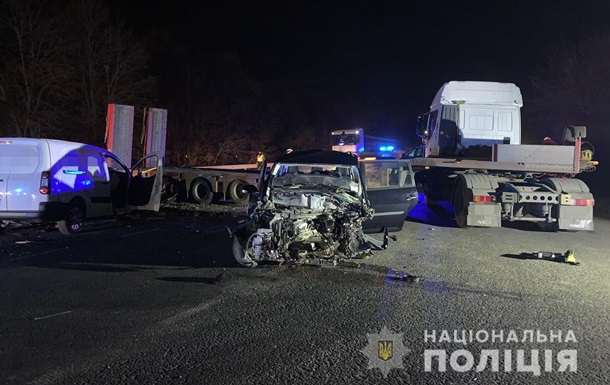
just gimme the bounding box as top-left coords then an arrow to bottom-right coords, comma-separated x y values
231,150 -> 376,267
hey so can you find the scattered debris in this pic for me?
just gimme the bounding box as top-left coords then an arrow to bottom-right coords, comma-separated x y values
502,249 -> 580,265
530,249 -> 580,265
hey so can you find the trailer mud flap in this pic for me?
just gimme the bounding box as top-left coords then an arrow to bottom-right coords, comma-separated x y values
557,206 -> 594,231
466,202 -> 501,227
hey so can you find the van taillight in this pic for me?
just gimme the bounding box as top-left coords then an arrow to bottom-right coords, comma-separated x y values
40,171 -> 50,194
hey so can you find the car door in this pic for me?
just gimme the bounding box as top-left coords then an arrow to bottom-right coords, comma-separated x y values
83,150 -> 114,218
360,159 -> 418,233
128,154 -> 163,211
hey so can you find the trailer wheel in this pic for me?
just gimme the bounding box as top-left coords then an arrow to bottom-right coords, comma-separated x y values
227,179 -> 250,205
453,177 -> 469,228
423,184 -> 438,206
161,176 -> 179,201
190,178 -> 214,205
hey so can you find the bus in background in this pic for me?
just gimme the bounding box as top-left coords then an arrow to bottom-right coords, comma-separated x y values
331,129 -> 399,159
331,129 -> 364,154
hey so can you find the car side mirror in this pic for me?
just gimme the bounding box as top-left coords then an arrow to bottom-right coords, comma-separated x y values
415,114 -> 430,138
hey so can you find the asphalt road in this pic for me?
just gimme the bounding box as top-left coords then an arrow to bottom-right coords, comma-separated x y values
1,203 -> 609,384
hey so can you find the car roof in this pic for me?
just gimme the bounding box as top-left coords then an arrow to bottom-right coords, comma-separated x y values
274,149 -> 359,166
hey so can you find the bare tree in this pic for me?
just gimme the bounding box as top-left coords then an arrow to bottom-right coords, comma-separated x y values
63,0 -> 156,145
163,52 -> 279,166
0,0 -> 69,138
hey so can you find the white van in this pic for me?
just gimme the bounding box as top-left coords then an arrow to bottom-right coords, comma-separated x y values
0,138 -> 162,234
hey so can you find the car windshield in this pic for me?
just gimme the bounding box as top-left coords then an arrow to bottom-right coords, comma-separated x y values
270,163 -> 362,195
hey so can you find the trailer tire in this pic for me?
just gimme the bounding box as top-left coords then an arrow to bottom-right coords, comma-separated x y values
423,184 -> 439,206
453,177 -> 469,228
227,179 -> 250,205
190,178 -> 214,205
161,176 -> 179,201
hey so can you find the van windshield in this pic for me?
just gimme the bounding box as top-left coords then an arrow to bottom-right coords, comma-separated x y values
0,143 -> 41,174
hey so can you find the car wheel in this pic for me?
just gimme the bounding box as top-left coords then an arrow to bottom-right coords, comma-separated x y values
227,179 -> 250,205
232,236 -> 257,267
190,178 -> 214,205
57,201 -> 85,234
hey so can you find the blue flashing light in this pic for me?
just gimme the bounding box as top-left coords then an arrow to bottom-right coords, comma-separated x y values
387,146 -> 395,151
379,146 -> 387,151
63,170 -> 85,175
15,188 -> 23,193
359,147 -> 365,152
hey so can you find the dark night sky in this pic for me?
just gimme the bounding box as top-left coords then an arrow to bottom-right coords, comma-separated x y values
108,0 -> 610,144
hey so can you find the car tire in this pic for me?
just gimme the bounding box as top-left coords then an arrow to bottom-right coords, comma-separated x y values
232,237 -> 257,267
227,179 -> 250,205
57,200 -> 85,235
190,178 -> 213,205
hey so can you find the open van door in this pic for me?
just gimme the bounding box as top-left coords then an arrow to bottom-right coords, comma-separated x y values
360,159 -> 418,233
128,154 -> 163,211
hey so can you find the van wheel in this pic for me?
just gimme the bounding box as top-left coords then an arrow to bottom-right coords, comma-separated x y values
57,201 -> 85,235
227,180 -> 250,205
190,179 -> 213,205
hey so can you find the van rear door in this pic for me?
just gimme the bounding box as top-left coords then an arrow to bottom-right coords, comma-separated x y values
0,172 -> 7,211
0,139 -> 46,212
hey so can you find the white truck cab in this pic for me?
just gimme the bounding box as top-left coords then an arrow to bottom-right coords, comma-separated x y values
0,138 -> 162,234
418,81 -> 523,157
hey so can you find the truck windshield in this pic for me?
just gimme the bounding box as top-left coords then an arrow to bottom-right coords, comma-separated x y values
331,134 -> 360,146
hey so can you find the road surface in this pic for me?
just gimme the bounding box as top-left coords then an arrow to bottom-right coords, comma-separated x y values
1,204 -> 609,384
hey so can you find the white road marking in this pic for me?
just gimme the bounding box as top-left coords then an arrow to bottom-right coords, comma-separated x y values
34,310 -> 73,320
120,228 -> 161,238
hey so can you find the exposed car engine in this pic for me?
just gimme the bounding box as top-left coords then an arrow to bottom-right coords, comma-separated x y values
231,150 -> 378,267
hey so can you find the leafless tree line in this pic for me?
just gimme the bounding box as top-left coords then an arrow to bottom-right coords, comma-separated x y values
0,0 -> 155,146
1,1 -> 608,168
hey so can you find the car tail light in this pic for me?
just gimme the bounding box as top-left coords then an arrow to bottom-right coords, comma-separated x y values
473,195 -> 493,202
571,198 -> 594,206
39,171 -> 50,194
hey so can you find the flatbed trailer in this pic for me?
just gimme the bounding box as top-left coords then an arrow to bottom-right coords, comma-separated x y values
412,131 -> 597,231
162,165 -> 261,206
411,81 -> 599,231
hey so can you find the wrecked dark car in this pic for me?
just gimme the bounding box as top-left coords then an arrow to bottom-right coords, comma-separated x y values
231,150 -> 381,267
